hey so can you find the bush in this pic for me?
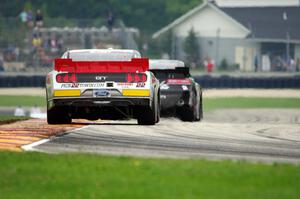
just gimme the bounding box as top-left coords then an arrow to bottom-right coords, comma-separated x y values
231,63 -> 240,71
219,58 -> 229,71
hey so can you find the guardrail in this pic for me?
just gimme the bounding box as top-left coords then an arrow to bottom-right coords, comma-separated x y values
0,75 -> 300,88
0,75 -> 45,87
194,75 -> 300,88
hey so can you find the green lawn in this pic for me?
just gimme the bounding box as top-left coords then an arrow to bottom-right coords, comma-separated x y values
0,95 -> 45,107
0,97 -> 299,198
204,97 -> 300,112
0,95 -> 299,111
0,115 -> 29,124
0,152 -> 299,199
0,115 -> 26,121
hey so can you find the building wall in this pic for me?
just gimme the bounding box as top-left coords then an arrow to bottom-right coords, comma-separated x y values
175,36 -> 260,71
295,44 -> 300,60
173,6 -> 249,38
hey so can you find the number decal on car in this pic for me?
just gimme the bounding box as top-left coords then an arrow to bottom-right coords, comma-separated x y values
137,82 -> 146,87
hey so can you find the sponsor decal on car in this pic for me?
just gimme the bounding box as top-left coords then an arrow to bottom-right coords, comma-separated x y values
116,82 -> 134,88
93,89 -> 110,97
95,76 -> 107,81
61,83 -> 105,89
136,82 -> 146,88
117,83 -> 134,86
166,79 -> 191,85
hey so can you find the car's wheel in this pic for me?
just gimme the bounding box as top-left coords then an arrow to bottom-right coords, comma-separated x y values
156,92 -> 160,123
47,107 -> 71,124
178,92 -> 197,122
156,105 -> 160,123
179,106 -> 195,122
200,93 -> 203,119
137,98 -> 157,125
195,93 -> 203,121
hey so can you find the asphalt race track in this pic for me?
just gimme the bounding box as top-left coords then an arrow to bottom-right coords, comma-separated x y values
35,109 -> 300,163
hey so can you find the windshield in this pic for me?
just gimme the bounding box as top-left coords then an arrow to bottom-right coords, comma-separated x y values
151,70 -> 190,81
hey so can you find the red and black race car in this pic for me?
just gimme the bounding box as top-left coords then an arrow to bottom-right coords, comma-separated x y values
149,59 -> 203,121
46,49 -> 160,125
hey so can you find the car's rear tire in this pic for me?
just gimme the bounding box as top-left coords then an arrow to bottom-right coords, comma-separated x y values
47,107 -> 71,124
178,92 -> 197,122
137,99 -> 157,125
156,92 -> 160,123
200,93 -> 203,119
178,106 -> 195,122
195,93 -> 203,121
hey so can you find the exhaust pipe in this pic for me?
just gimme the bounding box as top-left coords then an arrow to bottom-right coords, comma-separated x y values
177,99 -> 185,106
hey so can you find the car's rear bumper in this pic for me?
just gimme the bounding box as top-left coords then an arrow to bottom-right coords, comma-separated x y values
48,97 -> 151,109
160,90 -> 191,110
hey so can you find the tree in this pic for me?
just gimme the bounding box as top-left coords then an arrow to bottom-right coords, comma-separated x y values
183,28 -> 200,66
159,30 -> 173,57
219,58 -> 229,71
0,0 -> 202,34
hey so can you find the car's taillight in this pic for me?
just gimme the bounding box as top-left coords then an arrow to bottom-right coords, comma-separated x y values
134,74 -> 140,82
56,74 -> 62,83
56,73 -> 77,83
69,74 -> 77,82
127,73 -> 133,83
141,74 -> 147,82
126,73 -> 147,83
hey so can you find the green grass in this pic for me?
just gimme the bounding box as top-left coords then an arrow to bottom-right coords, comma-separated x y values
0,115 -> 30,124
0,152 -> 299,199
204,97 -> 300,112
0,115 -> 29,122
0,95 -> 45,107
0,95 -> 299,111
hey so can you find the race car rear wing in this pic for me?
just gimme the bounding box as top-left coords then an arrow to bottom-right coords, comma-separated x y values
54,58 -> 149,73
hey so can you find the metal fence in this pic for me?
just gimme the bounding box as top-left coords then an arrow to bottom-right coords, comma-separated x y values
0,17 -> 139,73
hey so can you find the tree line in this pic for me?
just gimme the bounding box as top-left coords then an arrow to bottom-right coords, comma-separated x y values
0,0 -> 202,34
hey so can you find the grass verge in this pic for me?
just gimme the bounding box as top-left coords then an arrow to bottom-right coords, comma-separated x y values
0,95 -> 300,111
0,152 -> 299,199
0,95 -> 45,107
204,97 -> 300,112
0,115 -> 30,124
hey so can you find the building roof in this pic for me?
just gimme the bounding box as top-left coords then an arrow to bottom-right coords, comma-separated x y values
153,2 -> 249,39
215,0 -> 300,7
153,1 -> 300,42
221,6 -> 300,42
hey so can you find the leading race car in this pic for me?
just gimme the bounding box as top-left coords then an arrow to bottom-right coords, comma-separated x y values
149,59 -> 203,121
46,49 -> 160,125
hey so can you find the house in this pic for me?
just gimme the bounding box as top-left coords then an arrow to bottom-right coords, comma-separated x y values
153,0 -> 300,71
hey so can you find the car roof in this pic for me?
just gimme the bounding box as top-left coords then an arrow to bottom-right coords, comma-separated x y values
149,59 -> 185,70
62,49 -> 141,61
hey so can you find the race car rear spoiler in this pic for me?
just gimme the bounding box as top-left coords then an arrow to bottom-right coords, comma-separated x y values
54,58 -> 149,73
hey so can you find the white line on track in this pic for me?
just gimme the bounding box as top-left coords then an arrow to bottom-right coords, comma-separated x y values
21,139 -> 50,151
21,125 -> 91,151
66,125 -> 91,133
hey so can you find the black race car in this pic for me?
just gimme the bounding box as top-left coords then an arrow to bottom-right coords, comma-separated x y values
149,59 -> 203,121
